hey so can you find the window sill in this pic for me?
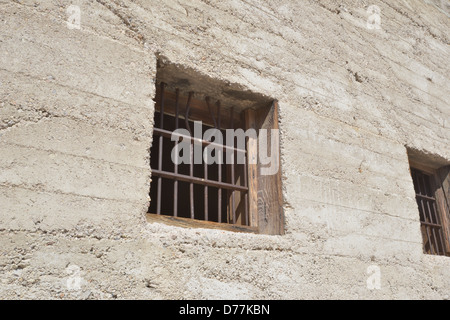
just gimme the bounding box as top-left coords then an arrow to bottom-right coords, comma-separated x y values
146,213 -> 258,234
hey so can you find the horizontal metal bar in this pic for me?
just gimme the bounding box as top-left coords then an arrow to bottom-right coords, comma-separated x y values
151,169 -> 249,192
421,221 -> 443,228
153,127 -> 247,154
416,194 -> 437,201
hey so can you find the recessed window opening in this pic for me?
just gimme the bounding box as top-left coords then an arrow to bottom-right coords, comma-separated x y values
408,149 -> 450,257
411,168 -> 448,256
148,83 -> 250,226
147,60 -> 285,235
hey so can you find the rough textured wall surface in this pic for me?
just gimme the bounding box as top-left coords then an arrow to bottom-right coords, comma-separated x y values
0,0 -> 449,299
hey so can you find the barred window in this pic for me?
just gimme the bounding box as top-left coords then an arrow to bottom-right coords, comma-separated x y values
146,63 -> 284,235
410,164 -> 450,256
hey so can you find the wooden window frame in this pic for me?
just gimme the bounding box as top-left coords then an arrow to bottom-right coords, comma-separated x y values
409,161 -> 450,256
146,82 -> 284,235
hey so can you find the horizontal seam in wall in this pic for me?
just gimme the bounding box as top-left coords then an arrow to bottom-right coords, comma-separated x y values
291,225 -> 422,245
0,182 -> 148,205
284,170 -> 417,199
285,170 -> 417,196
0,227 -> 139,241
7,34 -> 151,80
285,149 -> 416,185
0,67 -> 154,109
1,141 -> 150,171
281,127 -> 407,163
283,169 -> 415,196
292,197 -> 419,223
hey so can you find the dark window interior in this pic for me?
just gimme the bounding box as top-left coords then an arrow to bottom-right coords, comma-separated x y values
411,168 -> 448,256
148,111 -> 228,223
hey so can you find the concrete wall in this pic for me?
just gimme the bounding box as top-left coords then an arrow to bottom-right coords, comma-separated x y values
0,0 -> 449,299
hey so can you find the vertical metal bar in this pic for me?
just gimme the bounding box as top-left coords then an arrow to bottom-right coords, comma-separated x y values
425,198 -> 439,254
420,172 -> 436,253
243,138 -> 249,226
204,167 -> 208,221
204,141 -> 208,221
217,100 -> 222,223
422,190 -> 435,254
422,208 -> 434,254
413,170 -> 427,252
432,200 -> 445,254
185,92 -> 193,135
422,173 -> 440,254
416,171 -> 434,254
230,107 -> 236,224
173,88 -> 180,217
156,82 -> 166,215
205,97 -> 218,128
204,97 -> 215,222
431,177 -> 445,255
186,92 -> 195,220
190,141 -> 194,219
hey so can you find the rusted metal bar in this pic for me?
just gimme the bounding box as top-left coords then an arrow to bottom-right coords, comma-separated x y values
243,144 -> 249,226
416,194 -> 437,201
204,128 -> 209,221
204,96 -> 215,222
205,96 -> 218,128
425,198 -> 440,254
173,88 -> 180,217
190,141 -> 194,219
185,92 -> 194,135
185,92 -> 195,220
430,190 -> 445,255
230,106 -> 236,224
421,221 -> 444,228
432,194 -> 446,254
204,166 -> 208,221
422,172 -> 444,254
217,100 -> 222,223
151,169 -> 248,192
156,82 -> 166,215
152,128 -> 246,154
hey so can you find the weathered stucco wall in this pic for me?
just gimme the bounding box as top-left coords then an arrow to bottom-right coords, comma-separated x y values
0,0 -> 449,299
